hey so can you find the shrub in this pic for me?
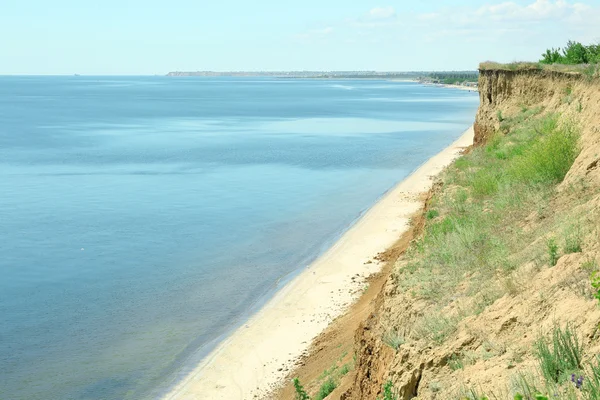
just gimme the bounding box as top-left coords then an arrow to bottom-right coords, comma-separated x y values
539,40 -> 600,65
315,377 -> 336,400
426,209 -> 439,220
534,324 -> 583,383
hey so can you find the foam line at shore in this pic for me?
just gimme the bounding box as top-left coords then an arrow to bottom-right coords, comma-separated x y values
162,126 -> 475,400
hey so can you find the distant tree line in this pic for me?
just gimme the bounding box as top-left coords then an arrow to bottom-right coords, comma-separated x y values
428,71 -> 479,84
540,40 -> 600,65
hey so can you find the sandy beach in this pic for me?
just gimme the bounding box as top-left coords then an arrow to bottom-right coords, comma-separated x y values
163,126 -> 474,400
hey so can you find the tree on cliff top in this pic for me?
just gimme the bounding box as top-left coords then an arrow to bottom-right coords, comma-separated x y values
541,40 -> 600,65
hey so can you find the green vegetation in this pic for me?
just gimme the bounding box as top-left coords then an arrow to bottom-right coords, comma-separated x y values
590,271 -> 600,303
294,349 -> 353,400
534,324 -> 583,383
547,238 -> 559,266
293,377 -> 311,400
449,354 -> 465,371
563,226 -> 583,254
457,385 -> 490,399
540,41 -> 600,65
413,312 -> 458,344
397,109 -> 580,345
497,110 -> 504,122
315,377 -> 336,400
378,380 -> 398,400
479,61 -> 600,78
339,363 -> 351,376
382,330 -> 405,351
426,209 -> 439,220
463,325 -> 600,399
429,71 -> 479,85
480,41 -> 600,78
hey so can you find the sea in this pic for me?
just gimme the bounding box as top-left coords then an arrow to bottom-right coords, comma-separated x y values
0,76 -> 479,399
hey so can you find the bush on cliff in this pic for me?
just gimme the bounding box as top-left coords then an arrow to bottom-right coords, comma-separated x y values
540,40 -> 600,65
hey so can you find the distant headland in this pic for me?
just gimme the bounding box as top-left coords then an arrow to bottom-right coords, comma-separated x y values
166,70 -> 424,78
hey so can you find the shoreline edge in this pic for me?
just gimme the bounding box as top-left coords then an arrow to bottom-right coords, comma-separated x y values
162,126 -> 475,400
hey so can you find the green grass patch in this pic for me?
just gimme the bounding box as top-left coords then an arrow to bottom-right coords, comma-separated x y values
426,209 -> 439,220
397,111 -> 580,345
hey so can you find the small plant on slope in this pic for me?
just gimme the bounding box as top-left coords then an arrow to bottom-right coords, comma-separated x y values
379,380 -> 398,400
382,330 -> 405,351
534,324 -> 583,384
293,377 -> 310,400
547,238 -> 559,266
590,271 -> 600,304
564,226 -> 583,254
315,377 -> 336,400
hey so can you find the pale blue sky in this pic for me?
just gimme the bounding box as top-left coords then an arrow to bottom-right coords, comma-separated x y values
2,0 -> 599,74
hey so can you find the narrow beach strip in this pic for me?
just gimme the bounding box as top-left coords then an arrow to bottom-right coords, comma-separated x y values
163,126 -> 475,400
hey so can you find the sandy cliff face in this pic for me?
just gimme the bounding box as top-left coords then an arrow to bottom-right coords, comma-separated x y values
340,70 -> 600,400
475,70 -> 600,187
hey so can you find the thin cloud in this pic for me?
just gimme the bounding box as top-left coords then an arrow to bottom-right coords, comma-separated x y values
473,0 -> 591,21
368,6 -> 396,20
293,27 -> 334,42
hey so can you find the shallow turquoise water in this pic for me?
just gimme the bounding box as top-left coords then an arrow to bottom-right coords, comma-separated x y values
0,77 -> 478,399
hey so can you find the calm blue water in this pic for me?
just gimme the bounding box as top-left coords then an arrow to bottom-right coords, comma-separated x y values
0,77 -> 478,400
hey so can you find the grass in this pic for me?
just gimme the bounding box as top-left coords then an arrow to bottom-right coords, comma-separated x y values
413,312 -> 458,344
308,349 -> 354,400
457,385 -> 492,399
534,324 -> 583,383
448,354 -> 465,371
339,363 -> 351,376
479,61 -> 600,78
583,356 -> 600,400
563,225 -> 583,254
547,238 -> 559,266
382,330 -> 405,351
397,110 -> 580,345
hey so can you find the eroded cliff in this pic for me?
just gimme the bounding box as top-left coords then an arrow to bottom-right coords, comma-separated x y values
340,69 -> 600,399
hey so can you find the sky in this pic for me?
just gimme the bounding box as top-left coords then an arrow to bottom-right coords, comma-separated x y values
1,0 -> 600,74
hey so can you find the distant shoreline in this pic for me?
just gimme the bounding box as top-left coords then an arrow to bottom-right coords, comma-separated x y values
413,80 -> 479,92
165,72 -> 479,91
